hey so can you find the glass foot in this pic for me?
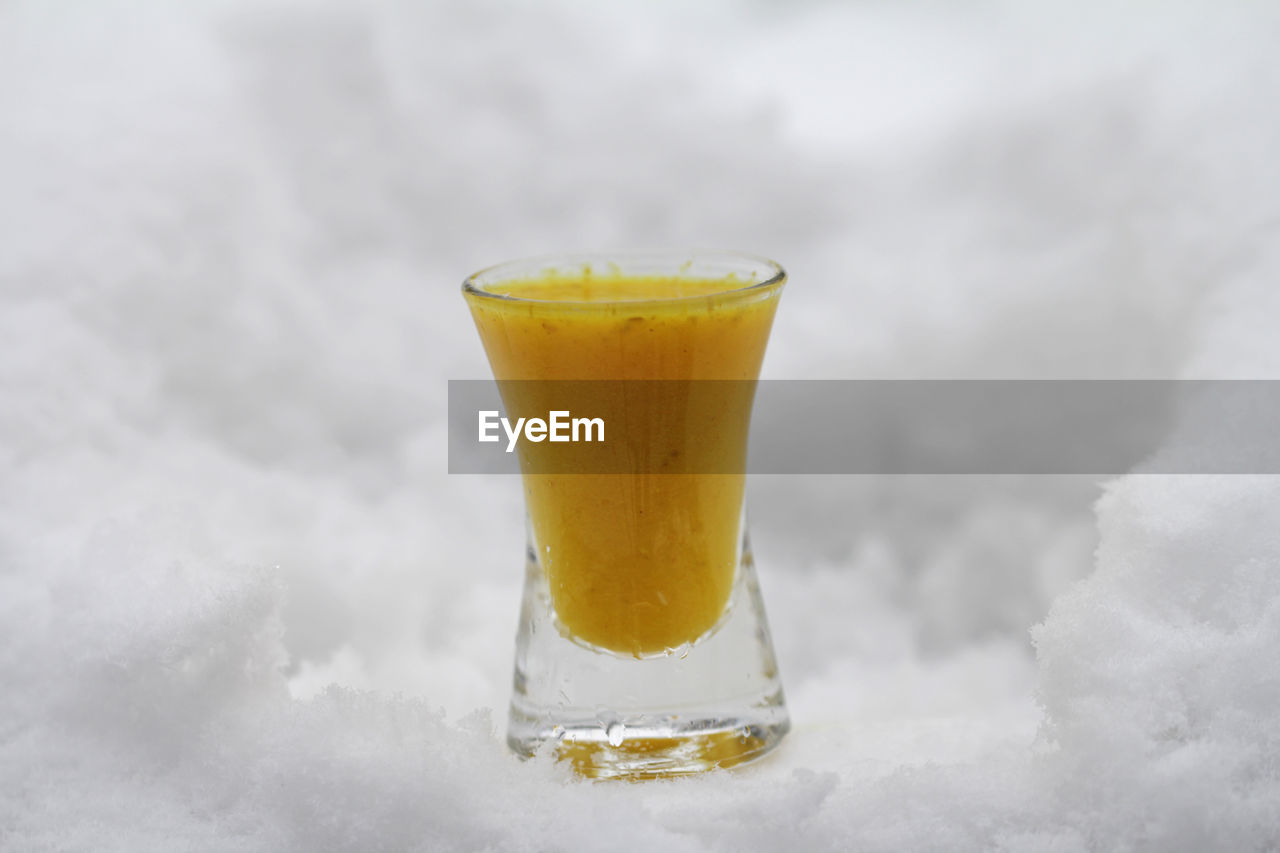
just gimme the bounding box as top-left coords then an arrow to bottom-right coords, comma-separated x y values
506,526 -> 790,779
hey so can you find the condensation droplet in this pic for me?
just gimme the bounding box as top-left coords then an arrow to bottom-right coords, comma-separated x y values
606,722 -> 626,747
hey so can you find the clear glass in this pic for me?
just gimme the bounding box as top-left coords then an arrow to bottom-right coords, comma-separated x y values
463,250 -> 790,778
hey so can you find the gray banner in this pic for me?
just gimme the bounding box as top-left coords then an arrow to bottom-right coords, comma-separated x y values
447,380 -> 1280,474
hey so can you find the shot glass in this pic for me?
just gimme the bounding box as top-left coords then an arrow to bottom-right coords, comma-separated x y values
463,250 -> 789,778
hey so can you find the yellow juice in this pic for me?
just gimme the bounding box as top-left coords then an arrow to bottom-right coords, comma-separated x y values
465,269 -> 782,656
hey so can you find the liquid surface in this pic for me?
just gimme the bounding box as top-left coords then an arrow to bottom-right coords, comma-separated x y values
466,272 -> 782,655
483,272 -> 753,304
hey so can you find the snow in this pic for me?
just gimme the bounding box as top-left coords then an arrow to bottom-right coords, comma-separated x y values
3,0 -> 1280,849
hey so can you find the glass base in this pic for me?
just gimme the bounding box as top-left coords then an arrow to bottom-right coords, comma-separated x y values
509,713 -> 790,780
506,521 -> 790,779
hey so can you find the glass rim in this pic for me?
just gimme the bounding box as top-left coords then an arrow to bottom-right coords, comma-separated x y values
461,248 -> 787,308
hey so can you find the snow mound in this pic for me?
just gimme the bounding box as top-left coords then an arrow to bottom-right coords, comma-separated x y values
3,0 -> 1280,849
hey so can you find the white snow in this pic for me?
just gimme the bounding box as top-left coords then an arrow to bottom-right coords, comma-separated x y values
3,0 -> 1280,849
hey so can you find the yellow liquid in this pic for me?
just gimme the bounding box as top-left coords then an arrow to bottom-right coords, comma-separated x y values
465,270 -> 782,655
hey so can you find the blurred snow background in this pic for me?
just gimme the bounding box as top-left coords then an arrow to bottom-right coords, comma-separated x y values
3,0 -> 1280,849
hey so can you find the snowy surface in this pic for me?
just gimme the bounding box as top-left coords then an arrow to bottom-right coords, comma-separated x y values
4,1 -> 1280,850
